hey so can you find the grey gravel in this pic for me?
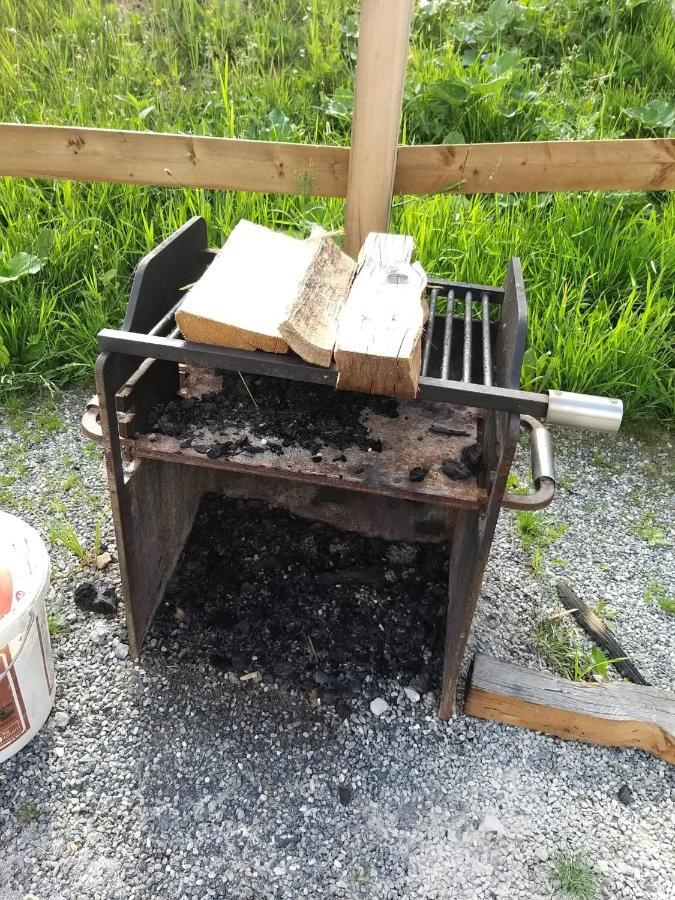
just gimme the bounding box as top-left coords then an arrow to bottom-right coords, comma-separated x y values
0,389 -> 673,900
370,697 -> 390,717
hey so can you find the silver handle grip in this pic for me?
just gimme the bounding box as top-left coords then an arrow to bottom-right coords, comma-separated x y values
545,390 -> 623,433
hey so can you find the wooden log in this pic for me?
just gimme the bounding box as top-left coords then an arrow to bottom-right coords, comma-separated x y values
176,220 -> 352,357
334,233 -> 428,398
343,0 -> 414,257
465,654 -> 675,764
556,580 -> 650,686
278,230 -> 356,367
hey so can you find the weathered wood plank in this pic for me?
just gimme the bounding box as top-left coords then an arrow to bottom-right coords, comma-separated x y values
395,138 -> 675,194
3,124 -> 673,196
465,654 -> 675,764
0,123 -> 350,197
343,0 -> 414,257
556,580 -> 650,686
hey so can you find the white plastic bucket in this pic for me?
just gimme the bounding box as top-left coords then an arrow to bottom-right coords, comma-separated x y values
0,511 -> 55,763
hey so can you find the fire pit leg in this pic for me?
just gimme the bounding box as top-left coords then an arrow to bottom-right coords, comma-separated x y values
439,410 -> 522,720
439,509 -> 480,720
96,351 -> 205,655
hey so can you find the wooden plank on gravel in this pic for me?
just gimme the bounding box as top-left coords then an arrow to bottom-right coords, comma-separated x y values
334,233 -> 428,398
465,653 -> 675,764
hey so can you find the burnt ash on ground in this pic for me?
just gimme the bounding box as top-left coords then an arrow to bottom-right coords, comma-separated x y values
145,370 -> 400,458
161,495 -> 449,705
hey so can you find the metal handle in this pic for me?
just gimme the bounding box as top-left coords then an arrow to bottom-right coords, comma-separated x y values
545,390 -> 623,433
0,611 -> 35,684
81,395 -> 103,443
503,416 -> 556,511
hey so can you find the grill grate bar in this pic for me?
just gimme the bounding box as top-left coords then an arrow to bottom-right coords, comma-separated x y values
421,287 -> 439,378
462,291 -> 473,383
481,291 -> 493,386
441,290 -> 455,380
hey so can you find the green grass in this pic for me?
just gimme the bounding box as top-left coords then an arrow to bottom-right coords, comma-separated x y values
645,578 -> 675,614
0,0 -> 673,421
635,512 -> 670,547
534,613 -> 616,683
551,851 -> 600,900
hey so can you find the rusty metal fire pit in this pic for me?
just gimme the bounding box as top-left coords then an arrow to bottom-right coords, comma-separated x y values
83,217 -> 622,718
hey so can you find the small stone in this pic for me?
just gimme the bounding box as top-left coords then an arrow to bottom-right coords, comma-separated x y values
90,622 -> 107,645
534,846 -> 549,863
114,643 -> 129,660
403,687 -> 420,703
598,860 -> 611,875
52,710 -> 70,729
618,784 -> 633,806
95,551 -> 112,571
338,785 -> 353,806
477,813 -> 505,835
370,698 -> 389,716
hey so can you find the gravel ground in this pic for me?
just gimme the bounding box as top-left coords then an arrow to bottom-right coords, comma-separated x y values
0,389 -> 673,900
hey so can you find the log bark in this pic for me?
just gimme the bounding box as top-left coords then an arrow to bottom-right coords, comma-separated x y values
466,654 -> 674,764
278,231 -> 356,367
556,580 -> 649,686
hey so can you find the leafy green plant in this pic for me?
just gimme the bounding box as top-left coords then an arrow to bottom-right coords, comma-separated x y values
635,513 -> 670,548
551,851 -> 600,900
645,579 -> 675,614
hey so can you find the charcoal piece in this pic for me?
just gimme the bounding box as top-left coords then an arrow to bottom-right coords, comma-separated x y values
332,454 -> 347,463
338,785 -> 353,806
73,582 -> 117,616
618,784 -> 633,806
206,444 -> 224,459
461,442 -> 483,475
209,653 -> 232,672
441,459 -> 471,480
409,466 -> 429,483
179,438 -> 193,449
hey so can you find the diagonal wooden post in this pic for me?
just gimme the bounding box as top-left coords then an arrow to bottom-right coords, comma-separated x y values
343,0 -> 414,259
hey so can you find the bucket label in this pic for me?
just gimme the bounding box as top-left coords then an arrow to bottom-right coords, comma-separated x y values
0,646 -> 30,753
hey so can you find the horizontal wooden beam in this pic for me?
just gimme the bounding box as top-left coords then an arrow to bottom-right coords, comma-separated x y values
1,123 -> 674,196
0,123 -> 350,197
466,653 -> 675,764
395,138 -> 675,194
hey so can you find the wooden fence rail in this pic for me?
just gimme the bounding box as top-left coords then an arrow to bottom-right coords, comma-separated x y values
1,123 -> 674,197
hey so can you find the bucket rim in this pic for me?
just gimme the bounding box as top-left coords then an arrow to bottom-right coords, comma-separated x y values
0,511 -> 51,638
